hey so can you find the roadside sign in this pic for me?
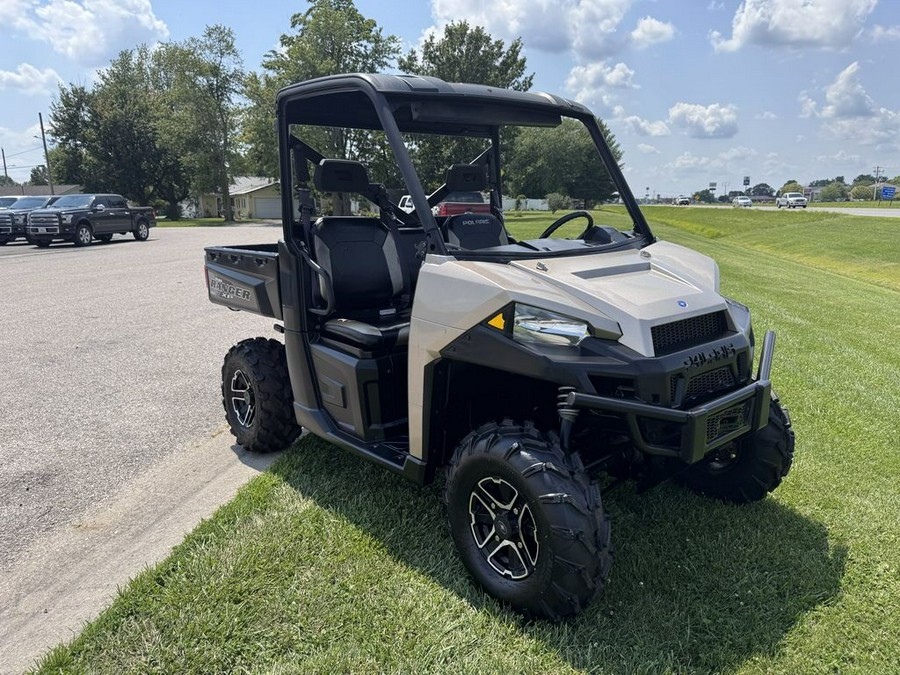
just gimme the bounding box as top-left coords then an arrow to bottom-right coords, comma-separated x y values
743,176 -> 750,186
882,186 -> 896,200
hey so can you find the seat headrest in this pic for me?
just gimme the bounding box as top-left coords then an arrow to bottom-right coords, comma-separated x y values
445,164 -> 487,192
314,159 -> 370,193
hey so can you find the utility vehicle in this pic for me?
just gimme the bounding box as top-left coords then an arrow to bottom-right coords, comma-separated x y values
205,73 -> 794,619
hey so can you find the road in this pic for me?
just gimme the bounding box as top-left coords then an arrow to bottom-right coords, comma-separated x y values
0,226 -> 285,672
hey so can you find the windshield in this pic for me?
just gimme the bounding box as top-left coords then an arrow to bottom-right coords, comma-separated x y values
52,195 -> 93,209
11,197 -> 49,209
285,84 -> 650,260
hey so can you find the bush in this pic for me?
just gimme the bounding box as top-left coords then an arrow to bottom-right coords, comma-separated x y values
850,185 -> 873,201
819,181 -> 849,202
546,192 -> 571,213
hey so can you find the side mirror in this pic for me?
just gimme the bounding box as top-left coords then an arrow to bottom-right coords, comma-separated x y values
94,204 -> 106,211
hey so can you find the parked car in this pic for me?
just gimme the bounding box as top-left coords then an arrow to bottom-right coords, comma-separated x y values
674,195 -> 691,205
27,193 -> 156,247
732,196 -> 752,208
431,190 -> 492,217
0,195 -> 61,245
775,192 -> 807,209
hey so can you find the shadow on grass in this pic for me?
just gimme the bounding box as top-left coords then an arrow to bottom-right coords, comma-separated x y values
273,435 -> 846,674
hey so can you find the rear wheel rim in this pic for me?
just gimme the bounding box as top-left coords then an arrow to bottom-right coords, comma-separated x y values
138,223 -> 148,238
229,369 -> 256,428
468,476 -> 539,580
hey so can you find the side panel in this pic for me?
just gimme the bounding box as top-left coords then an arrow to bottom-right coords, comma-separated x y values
204,246 -> 282,319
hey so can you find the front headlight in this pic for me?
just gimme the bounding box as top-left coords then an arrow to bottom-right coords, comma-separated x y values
513,305 -> 590,347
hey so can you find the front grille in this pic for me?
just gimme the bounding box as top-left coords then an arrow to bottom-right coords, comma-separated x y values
652,311 -> 729,355
706,401 -> 752,443
30,214 -> 59,226
670,366 -> 736,403
0,213 -> 11,226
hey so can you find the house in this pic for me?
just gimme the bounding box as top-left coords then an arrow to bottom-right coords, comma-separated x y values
0,184 -> 82,197
196,177 -> 281,219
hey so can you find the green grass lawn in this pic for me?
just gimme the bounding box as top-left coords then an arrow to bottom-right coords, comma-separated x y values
37,209 -> 900,674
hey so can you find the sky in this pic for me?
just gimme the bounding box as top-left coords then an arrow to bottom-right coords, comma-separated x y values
0,0 -> 898,196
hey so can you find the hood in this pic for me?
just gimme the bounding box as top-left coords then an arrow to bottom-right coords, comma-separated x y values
505,241 -> 726,356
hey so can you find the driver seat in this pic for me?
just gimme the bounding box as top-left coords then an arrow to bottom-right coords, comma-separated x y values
441,164 -> 508,250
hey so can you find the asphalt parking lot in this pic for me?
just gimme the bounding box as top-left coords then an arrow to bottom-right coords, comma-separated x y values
0,226 -> 285,670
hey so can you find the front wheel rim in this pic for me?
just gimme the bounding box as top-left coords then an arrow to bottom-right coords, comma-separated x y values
78,228 -> 91,244
229,369 -> 256,428
468,476 -> 539,580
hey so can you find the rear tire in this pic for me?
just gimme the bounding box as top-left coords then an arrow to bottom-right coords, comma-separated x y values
445,421 -> 612,620
222,337 -> 301,452
97,233 -> 113,242
678,395 -> 794,503
133,221 -> 149,241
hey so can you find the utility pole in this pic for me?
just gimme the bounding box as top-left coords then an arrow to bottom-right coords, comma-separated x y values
872,165 -> 884,201
38,112 -> 54,195
1,148 -> 7,182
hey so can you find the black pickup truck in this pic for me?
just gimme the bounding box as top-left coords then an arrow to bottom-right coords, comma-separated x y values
27,193 -> 156,247
0,195 -> 62,245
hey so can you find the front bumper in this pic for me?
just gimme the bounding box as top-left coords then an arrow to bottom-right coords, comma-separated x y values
567,330 -> 776,464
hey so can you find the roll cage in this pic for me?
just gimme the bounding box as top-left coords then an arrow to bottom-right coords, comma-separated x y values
275,73 -> 654,261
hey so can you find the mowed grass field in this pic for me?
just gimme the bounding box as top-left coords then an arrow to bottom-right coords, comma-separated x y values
38,208 -> 899,674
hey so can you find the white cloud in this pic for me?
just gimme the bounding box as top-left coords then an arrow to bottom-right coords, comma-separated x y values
9,0 -> 169,67
815,150 -> 861,164
801,62 -> 879,122
429,0 -> 635,59
668,102 -> 739,138
707,1 -> 726,10
710,0 -> 878,52
871,25 -> 900,41
798,63 -> 900,148
630,16 -> 675,49
567,61 -> 637,98
755,111 -> 778,120
637,143 -> 660,154
0,63 -> 61,95
670,146 -> 757,171
621,115 -> 670,136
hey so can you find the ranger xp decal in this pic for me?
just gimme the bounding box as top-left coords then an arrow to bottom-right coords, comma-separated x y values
209,275 -> 251,301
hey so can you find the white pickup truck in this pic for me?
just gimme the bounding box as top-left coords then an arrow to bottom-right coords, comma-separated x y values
776,192 -> 807,209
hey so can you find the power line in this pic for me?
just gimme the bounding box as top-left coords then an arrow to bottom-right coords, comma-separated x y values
4,146 -> 43,158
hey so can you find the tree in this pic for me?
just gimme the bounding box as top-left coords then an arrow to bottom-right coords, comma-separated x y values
780,180 -> 803,194
818,181 -> 848,202
0,175 -> 18,187
808,178 -> 831,188
750,182 -> 774,197
694,189 -> 716,203
29,165 -> 49,185
50,47 -> 191,209
852,174 -> 876,185
546,192 -> 571,213
398,20 -> 534,190
156,25 -> 245,220
242,0 -> 400,179
505,118 -> 621,206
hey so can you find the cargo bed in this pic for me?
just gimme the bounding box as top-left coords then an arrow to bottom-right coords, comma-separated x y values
205,244 -> 282,319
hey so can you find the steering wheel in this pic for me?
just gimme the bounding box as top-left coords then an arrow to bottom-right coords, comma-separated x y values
539,210 -> 594,239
